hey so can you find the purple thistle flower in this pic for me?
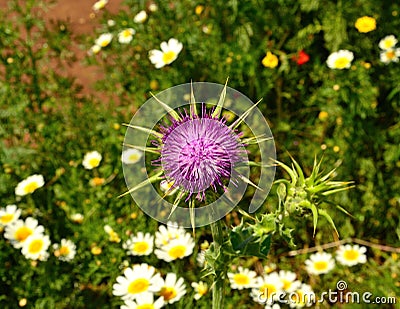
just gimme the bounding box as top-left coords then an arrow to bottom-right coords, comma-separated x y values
121,81 -> 272,227
159,109 -> 245,200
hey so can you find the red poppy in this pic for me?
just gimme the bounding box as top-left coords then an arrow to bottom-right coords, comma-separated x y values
292,50 -> 310,65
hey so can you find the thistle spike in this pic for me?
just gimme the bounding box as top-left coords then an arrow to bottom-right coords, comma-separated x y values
189,198 -> 196,236
189,81 -> 198,117
211,78 -> 229,118
319,209 -> 339,237
122,143 -> 160,154
310,203 -> 318,237
118,171 -> 163,198
122,123 -> 163,138
238,174 -> 263,191
229,98 -> 262,130
150,92 -> 181,121
241,135 -> 273,145
168,190 -> 186,219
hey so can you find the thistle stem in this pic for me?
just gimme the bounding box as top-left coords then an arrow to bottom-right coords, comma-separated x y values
210,219 -> 225,309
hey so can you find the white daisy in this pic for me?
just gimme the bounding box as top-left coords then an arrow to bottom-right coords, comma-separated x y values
155,221 -> 186,247
0,205 -> 21,226
93,0 -> 108,11
133,10 -> 148,23
154,233 -> 195,262
336,244 -> 367,266
156,273 -> 186,304
149,38 -> 183,69
53,239 -> 77,262
266,304 -> 281,309
326,50 -> 354,69
112,264 -> 162,300
118,28 -> 136,44
196,249 -> 206,267
104,225 -> 121,243
107,19 -> 116,27
82,151 -> 102,170
191,281 -> 208,300
380,48 -> 400,63
123,232 -> 154,256
95,33 -> 113,48
278,270 -> 301,293
379,35 -> 398,50
70,213 -> 84,223
289,283 -> 315,308
304,252 -> 335,275
121,292 -> 164,309
4,217 -> 44,249
251,272 -> 284,304
15,174 -> 45,196
89,44 -> 101,55
21,234 -> 51,261
148,3 -> 158,12
264,263 -> 277,274
227,266 -> 258,290
121,149 -> 142,164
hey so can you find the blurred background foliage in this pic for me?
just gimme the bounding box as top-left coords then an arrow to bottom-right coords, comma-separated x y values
0,0 -> 399,308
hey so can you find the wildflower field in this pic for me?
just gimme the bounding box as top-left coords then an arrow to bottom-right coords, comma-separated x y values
1,0 -> 399,308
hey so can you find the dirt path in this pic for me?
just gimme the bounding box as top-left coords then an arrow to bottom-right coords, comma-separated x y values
1,0 -> 124,96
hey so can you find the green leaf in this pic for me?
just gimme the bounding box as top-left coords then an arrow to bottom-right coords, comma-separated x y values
310,203 -> 318,237
278,223 -> 296,248
229,222 -> 272,258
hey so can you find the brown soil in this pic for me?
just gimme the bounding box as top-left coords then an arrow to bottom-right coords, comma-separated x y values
1,0 -> 124,96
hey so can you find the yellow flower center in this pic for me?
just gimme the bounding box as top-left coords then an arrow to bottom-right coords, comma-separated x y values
259,283 -> 277,299
89,158 -> 100,167
122,30 -> 132,38
160,286 -> 177,301
59,245 -> 70,256
128,278 -> 149,294
1,214 -> 14,224
162,51 -> 176,64
334,57 -> 350,69
133,241 -> 149,254
343,249 -> 360,261
291,290 -> 306,304
198,284 -> 208,295
233,274 -> 250,286
24,182 -> 40,194
137,305 -> 154,309
168,244 -> 186,259
282,279 -> 292,291
386,50 -> 396,59
28,239 -> 44,254
129,154 -> 141,162
15,226 -> 32,242
314,261 -> 328,271
384,40 -> 394,49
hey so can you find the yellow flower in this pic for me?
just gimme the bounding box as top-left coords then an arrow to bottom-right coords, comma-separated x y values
104,225 -> 121,243
262,52 -> 279,68
195,5 -> 204,15
318,111 -> 329,121
90,177 -> 105,186
355,16 -> 376,33
91,246 -> 102,255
